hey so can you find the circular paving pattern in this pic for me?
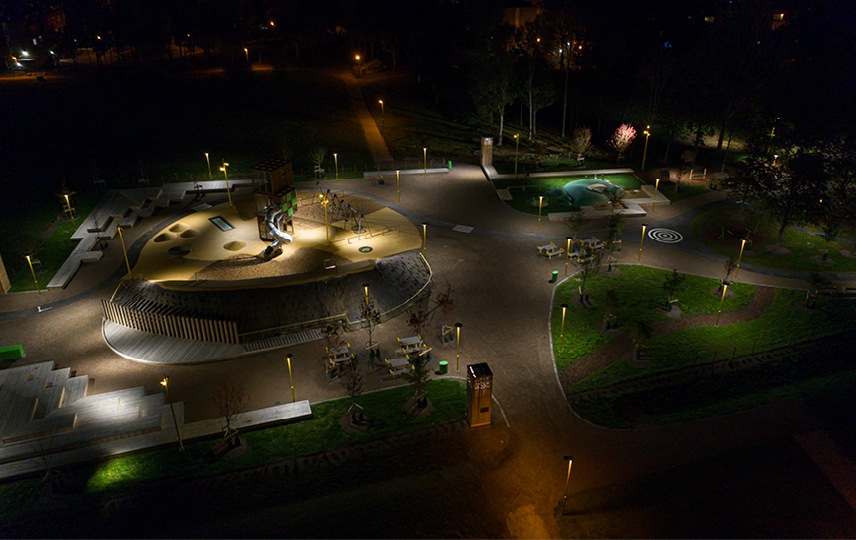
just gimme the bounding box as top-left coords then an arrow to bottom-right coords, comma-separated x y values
647,228 -> 684,243
358,246 -> 373,253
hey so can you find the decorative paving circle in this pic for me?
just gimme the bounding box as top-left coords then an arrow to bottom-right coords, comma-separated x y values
358,246 -> 373,253
647,228 -> 684,243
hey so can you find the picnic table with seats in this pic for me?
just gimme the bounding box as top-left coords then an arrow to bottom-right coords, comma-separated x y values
384,356 -> 411,377
326,343 -> 354,381
398,335 -> 430,359
537,242 -> 565,259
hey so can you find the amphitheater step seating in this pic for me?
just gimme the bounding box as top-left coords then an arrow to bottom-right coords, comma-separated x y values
242,328 -> 324,352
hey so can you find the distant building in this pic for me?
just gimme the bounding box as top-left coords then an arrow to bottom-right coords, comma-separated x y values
502,0 -> 541,28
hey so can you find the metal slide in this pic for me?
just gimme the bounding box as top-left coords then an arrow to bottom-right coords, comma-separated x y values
262,204 -> 293,257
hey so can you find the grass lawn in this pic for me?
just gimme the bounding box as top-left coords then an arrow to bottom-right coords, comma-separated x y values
494,174 -> 643,216
361,73 -> 483,161
691,204 -> 856,273
0,379 -> 465,523
558,435 -> 856,538
552,265 -> 755,370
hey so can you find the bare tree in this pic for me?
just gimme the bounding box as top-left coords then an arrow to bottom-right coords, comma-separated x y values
572,244 -> 605,304
213,381 -> 249,442
359,295 -> 382,351
308,146 -> 329,168
569,127 -> 592,165
339,357 -> 364,423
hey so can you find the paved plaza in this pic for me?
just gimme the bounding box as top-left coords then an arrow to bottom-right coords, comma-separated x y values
2,69 -> 856,537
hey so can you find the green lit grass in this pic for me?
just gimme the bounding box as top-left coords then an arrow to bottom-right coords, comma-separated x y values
691,206 -> 856,273
494,174 -> 643,216
552,265 -> 755,370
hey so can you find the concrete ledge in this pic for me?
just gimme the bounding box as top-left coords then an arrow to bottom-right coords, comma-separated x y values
364,167 -> 450,178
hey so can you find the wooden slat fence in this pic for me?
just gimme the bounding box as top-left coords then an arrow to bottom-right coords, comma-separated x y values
102,300 -> 239,344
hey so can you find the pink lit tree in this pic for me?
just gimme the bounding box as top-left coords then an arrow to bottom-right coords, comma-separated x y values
608,124 -> 637,162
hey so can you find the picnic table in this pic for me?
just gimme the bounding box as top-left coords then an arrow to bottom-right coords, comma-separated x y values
398,335 -> 431,359
537,242 -> 565,259
326,343 -> 354,381
384,357 -> 411,377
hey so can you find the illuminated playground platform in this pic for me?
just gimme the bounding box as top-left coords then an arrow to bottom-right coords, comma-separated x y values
102,191 -> 430,363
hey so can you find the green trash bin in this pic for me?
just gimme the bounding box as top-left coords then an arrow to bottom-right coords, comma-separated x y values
551,270 -> 559,283
438,361 -> 448,375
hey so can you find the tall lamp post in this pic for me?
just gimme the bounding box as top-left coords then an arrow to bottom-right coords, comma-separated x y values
651,177 -> 660,213
396,170 -> 400,202
734,238 -> 747,279
378,100 -> 384,127
423,147 -> 427,178
641,126 -> 650,170
220,161 -> 232,208
205,152 -> 212,180
638,223 -> 647,263
559,304 -> 568,350
537,195 -> 544,232
244,47 -> 249,63
334,153 -> 339,184
320,194 -> 331,245
286,353 -> 295,402
561,455 -> 574,515
161,375 -> 184,451
422,222 -> 427,258
514,134 -> 520,175
455,322 -> 463,372
25,255 -> 41,296
715,282 -> 729,327
117,225 -> 132,277
564,237 -> 572,277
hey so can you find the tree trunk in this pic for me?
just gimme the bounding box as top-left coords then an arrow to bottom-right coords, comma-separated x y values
562,64 -> 569,137
498,110 -> 505,146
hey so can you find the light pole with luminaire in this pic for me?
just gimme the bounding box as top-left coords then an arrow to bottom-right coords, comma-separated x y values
715,282 -> 729,327
735,238 -> 747,279
514,133 -> 520,175
244,47 -> 249,63
286,353 -> 295,402
64,194 -> 74,222
117,225 -> 132,276
161,375 -> 184,451
378,100 -> 384,127
25,255 -> 41,296
651,177 -> 660,213
423,147 -> 427,178
396,170 -> 400,202
320,194 -> 331,245
455,322 -> 463,372
559,304 -> 568,350
564,237 -> 572,277
422,222 -> 427,257
205,153 -> 211,179
220,162 -> 232,207
638,223 -> 647,263
561,455 -> 574,514
333,153 -> 338,183
537,195 -> 544,232
641,126 -> 650,170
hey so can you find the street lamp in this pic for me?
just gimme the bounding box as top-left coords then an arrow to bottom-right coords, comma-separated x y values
286,353 -> 295,402
423,147 -> 427,178
422,222 -> 428,258
244,48 -> 249,63
320,194 -> 331,245
734,238 -> 747,279
514,134 -> 520,175
638,223 -> 647,263
220,162 -> 232,208
205,152 -> 211,180
561,455 -> 574,515
641,126 -> 650,170
651,177 -> 660,213
715,282 -> 729,327
333,153 -> 338,184
537,195 -> 544,232
64,194 -> 74,222
160,375 -> 184,451
559,304 -> 568,350
455,322 -> 463,372
396,170 -> 400,202
378,100 -> 384,127
25,255 -> 41,296
565,237 -> 572,277
117,225 -> 132,277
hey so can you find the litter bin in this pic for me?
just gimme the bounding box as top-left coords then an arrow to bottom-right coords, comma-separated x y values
551,270 -> 559,283
438,361 -> 448,374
